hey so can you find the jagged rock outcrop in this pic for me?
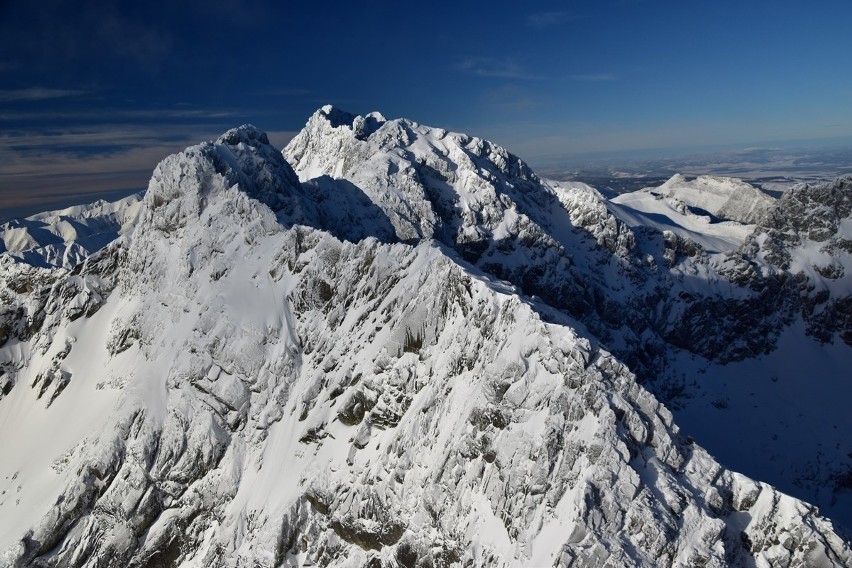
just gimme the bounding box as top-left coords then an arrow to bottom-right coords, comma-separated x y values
741,175 -> 852,344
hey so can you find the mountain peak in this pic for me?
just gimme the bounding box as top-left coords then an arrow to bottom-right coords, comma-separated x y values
312,105 -> 388,141
216,123 -> 271,147
144,126 -> 301,232
317,104 -> 358,128
661,172 -> 688,186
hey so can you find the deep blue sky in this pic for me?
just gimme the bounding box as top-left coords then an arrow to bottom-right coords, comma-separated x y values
1,0 -> 851,212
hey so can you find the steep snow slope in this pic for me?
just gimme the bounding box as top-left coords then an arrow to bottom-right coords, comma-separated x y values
1,124 -> 850,567
0,193 -> 144,268
284,106 -> 643,350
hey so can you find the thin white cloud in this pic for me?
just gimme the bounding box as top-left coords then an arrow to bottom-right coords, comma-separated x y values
480,84 -> 540,112
0,108 -> 238,122
569,74 -> 618,82
0,88 -> 88,102
526,11 -> 572,29
457,57 -> 539,80
0,125 -> 223,193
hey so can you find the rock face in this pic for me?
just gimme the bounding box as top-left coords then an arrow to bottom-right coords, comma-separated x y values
743,176 -> 852,343
0,111 -> 850,567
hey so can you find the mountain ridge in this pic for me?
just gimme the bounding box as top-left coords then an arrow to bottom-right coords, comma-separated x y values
0,110 -> 850,567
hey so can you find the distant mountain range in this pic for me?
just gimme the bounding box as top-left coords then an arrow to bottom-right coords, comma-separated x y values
540,141 -> 852,196
0,193 -> 143,268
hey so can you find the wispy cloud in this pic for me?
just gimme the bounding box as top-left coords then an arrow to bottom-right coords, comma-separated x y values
569,73 -> 618,82
0,107 -> 238,122
0,120 -> 300,212
0,62 -> 21,74
2,126 -> 184,160
96,10 -> 172,67
457,57 -> 539,80
0,125 -> 223,204
0,88 -> 88,102
526,11 -> 573,29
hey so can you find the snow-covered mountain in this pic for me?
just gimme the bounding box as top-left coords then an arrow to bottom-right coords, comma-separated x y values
633,174 -> 776,225
284,107 -> 852,525
0,108 -> 850,567
0,193 -> 144,269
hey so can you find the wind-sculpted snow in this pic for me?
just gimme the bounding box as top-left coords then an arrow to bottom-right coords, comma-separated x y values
0,120 -> 851,567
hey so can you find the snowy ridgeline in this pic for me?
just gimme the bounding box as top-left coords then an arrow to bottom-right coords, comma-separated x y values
0,107 -> 850,567
0,193 -> 144,269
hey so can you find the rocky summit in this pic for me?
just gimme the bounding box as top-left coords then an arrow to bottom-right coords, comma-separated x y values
0,108 -> 850,567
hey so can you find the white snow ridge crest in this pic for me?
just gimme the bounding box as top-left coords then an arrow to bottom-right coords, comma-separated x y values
0,111 -> 850,567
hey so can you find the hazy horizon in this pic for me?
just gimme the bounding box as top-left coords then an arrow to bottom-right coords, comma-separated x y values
3,132 -> 851,224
